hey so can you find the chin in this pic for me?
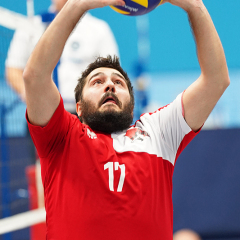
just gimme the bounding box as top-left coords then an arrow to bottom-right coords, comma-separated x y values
100,105 -> 120,112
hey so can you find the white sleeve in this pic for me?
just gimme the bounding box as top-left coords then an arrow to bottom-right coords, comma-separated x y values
139,92 -> 195,165
5,27 -> 32,69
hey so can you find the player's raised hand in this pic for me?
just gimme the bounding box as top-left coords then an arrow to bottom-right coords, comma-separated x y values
161,0 -> 204,12
76,0 -> 125,12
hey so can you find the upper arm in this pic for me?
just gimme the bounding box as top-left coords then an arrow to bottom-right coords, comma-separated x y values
182,74 -> 229,132
24,72 -> 61,127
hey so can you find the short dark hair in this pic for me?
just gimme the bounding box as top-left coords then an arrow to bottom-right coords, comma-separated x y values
74,55 -> 134,106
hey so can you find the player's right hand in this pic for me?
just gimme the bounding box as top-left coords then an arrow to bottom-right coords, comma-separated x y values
76,0 -> 125,12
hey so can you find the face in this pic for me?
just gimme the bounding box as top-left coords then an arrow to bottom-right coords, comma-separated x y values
76,67 -> 134,133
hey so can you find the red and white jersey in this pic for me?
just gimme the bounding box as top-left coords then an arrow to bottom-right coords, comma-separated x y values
27,92 -> 199,240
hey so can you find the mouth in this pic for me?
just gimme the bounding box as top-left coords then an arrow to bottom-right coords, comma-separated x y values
102,97 -> 117,105
99,93 -> 121,108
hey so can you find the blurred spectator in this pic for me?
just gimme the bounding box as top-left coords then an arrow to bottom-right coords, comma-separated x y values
5,0 -> 119,113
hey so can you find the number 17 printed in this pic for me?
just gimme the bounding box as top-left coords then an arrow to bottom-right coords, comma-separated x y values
104,162 -> 125,192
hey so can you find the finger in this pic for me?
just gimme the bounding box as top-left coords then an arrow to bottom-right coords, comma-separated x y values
108,0 -> 125,6
160,0 -> 168,4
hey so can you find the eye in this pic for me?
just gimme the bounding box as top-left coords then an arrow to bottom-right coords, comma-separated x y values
115,80 -> 123,85
93,79 -> 102,85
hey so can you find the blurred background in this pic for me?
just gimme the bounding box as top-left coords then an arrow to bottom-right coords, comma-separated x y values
0,0 -> 240,239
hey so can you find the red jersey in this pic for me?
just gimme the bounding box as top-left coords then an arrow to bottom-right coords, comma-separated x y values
27,93 -> 199,240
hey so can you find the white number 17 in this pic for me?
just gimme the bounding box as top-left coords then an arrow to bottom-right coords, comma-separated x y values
104,162 -> 125,192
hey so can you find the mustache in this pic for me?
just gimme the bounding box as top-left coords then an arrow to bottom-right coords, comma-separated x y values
98,92 -> 122,108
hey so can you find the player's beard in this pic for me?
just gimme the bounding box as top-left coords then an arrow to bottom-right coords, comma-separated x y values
80,93 -> 133,134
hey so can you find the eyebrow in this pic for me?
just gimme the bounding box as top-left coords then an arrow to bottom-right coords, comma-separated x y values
88,72 -> 104,82
112,72 -> 126,81
88,72 -> 126,83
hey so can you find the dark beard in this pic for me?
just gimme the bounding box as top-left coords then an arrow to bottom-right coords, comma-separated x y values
80,95 -> 133,134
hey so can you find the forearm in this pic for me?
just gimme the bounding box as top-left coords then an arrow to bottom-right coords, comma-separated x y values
187,3 -> 229,84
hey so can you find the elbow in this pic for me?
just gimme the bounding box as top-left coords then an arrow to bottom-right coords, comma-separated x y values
217,75 -> 230,95
221,63 -> 230,89
23,61 -> 52,85
23,65 -> 37,85
222,72 -> 230,91
225,75 -> 230,88
23,66 -> 30,84
214,66 -> 230,91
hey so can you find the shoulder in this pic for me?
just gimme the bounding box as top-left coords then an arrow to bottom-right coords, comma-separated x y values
137,93 -> 191,133
27,97 -> 83,142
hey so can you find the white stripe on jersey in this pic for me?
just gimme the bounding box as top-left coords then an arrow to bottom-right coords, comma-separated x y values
111,93 -> 192,166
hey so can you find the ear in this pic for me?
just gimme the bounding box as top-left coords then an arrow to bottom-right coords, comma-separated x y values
76,101 -> 82,117
131,104 -> 134,117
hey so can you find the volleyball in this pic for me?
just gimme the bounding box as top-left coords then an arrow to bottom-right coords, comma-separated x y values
110,0 -> 163,16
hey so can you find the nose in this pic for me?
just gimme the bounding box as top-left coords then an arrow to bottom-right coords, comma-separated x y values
104,79 -> 115,93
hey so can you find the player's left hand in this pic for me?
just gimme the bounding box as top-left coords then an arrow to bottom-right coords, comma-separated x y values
161,0 -> 204,12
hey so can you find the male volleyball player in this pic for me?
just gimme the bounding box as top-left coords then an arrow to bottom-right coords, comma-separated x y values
23,0 -> 229,239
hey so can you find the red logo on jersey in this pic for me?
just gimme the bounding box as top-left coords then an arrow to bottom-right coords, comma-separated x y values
87,128 -> 97,139
125,128 -> 149,142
